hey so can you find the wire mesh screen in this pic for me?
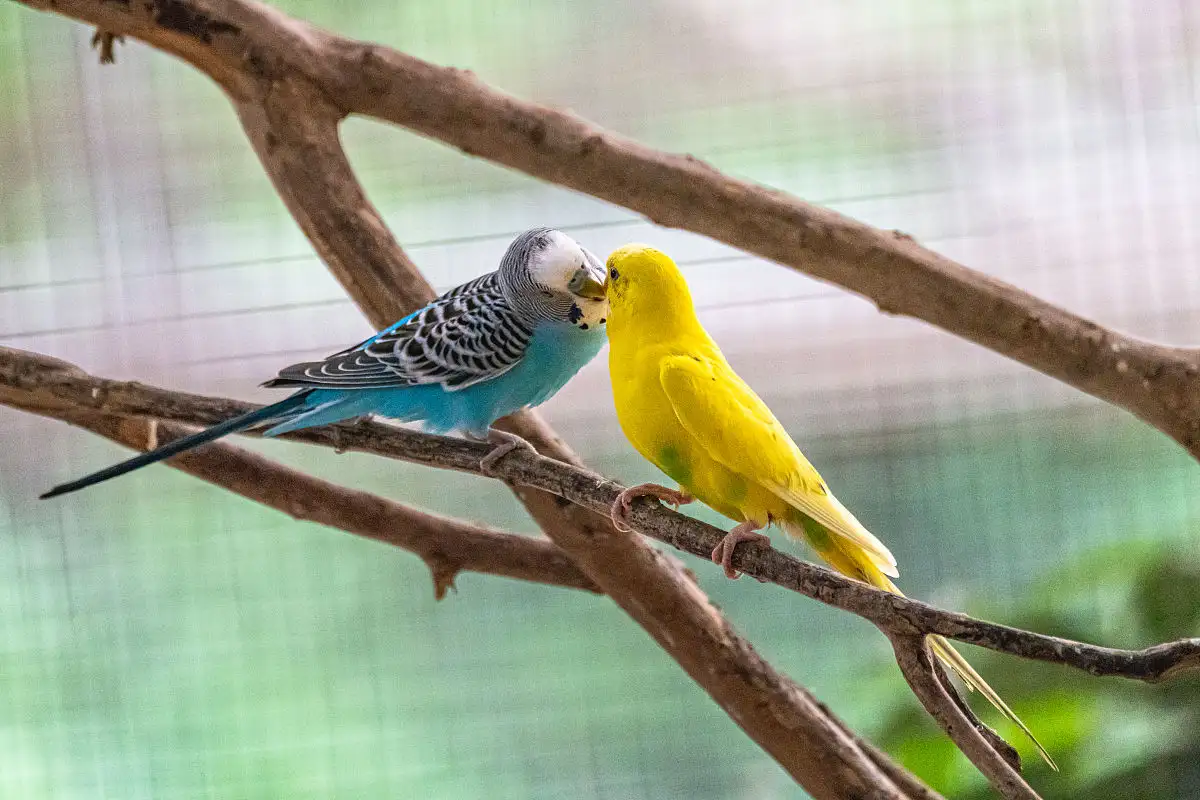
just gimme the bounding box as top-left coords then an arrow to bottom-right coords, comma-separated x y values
2,0 -> 1199,797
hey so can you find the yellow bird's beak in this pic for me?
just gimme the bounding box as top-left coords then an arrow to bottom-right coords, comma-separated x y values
568,266 -> 607,300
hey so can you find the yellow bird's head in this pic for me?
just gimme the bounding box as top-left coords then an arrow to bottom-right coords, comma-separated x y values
604,244 -> 702,341
604,244 -> 696,328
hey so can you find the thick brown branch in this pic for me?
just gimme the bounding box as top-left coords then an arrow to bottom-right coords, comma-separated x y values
5,346 -> 1198,688
235,85 -> 434,333
891,636 -> 1040,800
12,0 -> 1200,459
825,711 -> 949,800
54,410 -> 600,596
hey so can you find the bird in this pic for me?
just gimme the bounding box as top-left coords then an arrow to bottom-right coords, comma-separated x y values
601,243 -> 1054,769
41,228 -> 609,499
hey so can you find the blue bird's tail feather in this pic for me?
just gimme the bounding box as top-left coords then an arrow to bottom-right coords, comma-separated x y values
39,393 -> 311,499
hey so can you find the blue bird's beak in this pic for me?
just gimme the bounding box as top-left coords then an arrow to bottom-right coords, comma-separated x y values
568,266 -> 607,300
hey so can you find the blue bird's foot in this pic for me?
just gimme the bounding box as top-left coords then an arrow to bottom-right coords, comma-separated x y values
610,483 -> 694,533
711,520 -> 771,580
478,429 -> 535,474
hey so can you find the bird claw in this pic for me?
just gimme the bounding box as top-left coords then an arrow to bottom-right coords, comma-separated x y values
479,429 -> 534,474
609,483 -> 694,532
711,522 -> 771,579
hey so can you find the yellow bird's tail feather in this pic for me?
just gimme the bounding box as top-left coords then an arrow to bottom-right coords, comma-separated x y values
926,634 -> 1058,770
783,519 -> 1057,771
879,573 -> 1058,771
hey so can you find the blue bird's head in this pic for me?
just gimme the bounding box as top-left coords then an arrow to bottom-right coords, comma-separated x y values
499,228 -> 609,331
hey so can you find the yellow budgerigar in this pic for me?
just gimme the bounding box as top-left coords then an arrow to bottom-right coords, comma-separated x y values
603,244 -> 1054,769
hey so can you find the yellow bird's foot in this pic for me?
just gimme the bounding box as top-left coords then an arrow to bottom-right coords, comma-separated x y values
711,521 -> 771,579
610,483 -> 694,532
479,429 -> 535,474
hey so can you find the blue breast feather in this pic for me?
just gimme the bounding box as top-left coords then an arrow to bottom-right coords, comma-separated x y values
262,320 -> 606,438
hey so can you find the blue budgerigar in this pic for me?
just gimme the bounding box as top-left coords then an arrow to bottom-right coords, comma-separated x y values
42,228 -> 609,499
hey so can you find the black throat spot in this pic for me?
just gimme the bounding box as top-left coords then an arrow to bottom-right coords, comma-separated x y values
567,303 -> 584,324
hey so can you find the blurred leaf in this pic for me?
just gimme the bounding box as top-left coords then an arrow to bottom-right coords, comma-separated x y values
1132,548 -> 1200,642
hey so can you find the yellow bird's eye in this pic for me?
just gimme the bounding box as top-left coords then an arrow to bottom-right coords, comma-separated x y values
609,267 -> 620,280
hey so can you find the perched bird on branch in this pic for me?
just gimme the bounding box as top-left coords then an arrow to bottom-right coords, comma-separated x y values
42,228 -> 608,498
602,243 -> 1054,769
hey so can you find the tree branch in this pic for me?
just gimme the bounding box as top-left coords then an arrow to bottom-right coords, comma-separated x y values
891,636 -> 1040,800
50,409 -> 600,597
12,0 -> 1200,461
5,345 -> 1198,689
234,78 -> 434,336
824,710 -> 950,800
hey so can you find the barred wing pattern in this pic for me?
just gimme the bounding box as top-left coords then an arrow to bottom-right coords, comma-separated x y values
265,274 -> 534,392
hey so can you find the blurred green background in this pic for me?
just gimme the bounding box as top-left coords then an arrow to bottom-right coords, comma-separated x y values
2,0 -> 1199,797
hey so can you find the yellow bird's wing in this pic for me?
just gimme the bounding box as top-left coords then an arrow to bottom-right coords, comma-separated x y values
659,354 -> 898,578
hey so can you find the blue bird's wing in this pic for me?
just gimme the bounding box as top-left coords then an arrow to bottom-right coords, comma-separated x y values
264,273 -> 534,392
